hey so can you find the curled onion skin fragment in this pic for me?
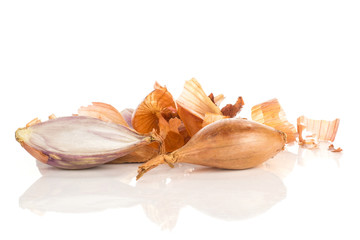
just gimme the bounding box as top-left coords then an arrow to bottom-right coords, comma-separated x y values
131,82 -> 183,153
15,116 -> 158,169
131,84 -> 176,134
108,144 -> 159,164
137,118 -> 286,179
297,116 -> 340,143
121,108 -> 134,128
177,78 -> 244,136
251,98 -> 297,143
176,78 -> 222,136
78,102 -> 129,127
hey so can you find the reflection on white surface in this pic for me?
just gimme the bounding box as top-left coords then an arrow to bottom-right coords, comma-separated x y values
296,142 -> 343,168
19,151 -> 298,229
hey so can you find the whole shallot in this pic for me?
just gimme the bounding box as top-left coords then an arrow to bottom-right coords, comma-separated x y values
137,118 -> 286,179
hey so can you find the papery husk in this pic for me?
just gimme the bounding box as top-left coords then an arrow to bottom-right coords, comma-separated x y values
15,116 -> 158,169
48,114 -> 57,120
108,144 -> 159,164
178,122 -> 191,144
121,108 -> 134,128
221,96 -> 244,118
214,94 -> 225,107
132,83 -> 177,134
78,102 -> 129,127
251,98 -> 297,143
177,78 -> 244,136
328,144 -> 342,152
177,104 -> 204,137
26,118 -> 41,127
131,82 -> 184,153
160,117 -> 184,152
208,93 -> 225,107
176,78 -> 222,136
137,118 -> 286,180
297,116 -> 340,143
202,113 -> 229,128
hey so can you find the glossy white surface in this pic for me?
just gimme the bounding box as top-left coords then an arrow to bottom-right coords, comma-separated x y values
2,140 -> 359,240
1,1 -> 359,239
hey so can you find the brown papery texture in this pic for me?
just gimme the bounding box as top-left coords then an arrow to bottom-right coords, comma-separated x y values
132,85 -> 176,134
120,108 -> 134,128
132,83 -> 184,153
221,96 -> 244,118
176,78 -> 222,136
137,118 -> 286,179
78,102 -> 129,127
202,113 -> 229,128
297,116 -> 340,142
108,144 -> 159,164
251,98 -> 297,143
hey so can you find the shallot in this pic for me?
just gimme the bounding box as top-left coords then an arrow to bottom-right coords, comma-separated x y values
137,118 -> 286,179
15,116 -> 161,169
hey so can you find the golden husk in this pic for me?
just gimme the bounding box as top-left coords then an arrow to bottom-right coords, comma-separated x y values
251,98 -> 297,143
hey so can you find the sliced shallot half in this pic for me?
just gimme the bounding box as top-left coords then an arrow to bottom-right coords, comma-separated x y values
15,116 -> 160,169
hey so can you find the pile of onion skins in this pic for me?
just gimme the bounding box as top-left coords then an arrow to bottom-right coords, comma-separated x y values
15,78 -> 341,180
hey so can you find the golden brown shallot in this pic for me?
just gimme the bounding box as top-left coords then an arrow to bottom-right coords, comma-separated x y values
137,118 -> 286,179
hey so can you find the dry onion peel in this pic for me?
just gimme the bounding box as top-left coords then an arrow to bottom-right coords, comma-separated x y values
108,144 -> 159,164
202,113 -> 229,128
297,115 -> 340,142
78,102 -> 129,127
131,83 -> 176,134
131,83 -> 184,152
251,98 -> 297,143
208,93 -> 225,107
177,78 -> 222,119
220,96 -> 245,118
297,116 -> 340,150
137,118 -> 286,180
177,78 -> 244,136
15,116 -> 162,169
121,108 -> 134,128
176,78 -> 222,136
214,94 -> 225,107
158,117 -> 184,152
328,144 -> 343,152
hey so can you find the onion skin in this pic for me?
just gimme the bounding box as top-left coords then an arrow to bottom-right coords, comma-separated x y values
137,118 -> 286,179
108,144 -> 158,164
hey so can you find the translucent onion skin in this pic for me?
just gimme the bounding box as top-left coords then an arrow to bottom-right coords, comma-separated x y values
15,116 -> 155,169
137,118 -> 286,179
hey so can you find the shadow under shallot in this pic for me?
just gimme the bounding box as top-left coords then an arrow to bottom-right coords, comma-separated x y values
19,150 -> 296,229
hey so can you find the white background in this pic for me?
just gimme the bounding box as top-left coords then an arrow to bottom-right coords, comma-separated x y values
0,1 -> 359,239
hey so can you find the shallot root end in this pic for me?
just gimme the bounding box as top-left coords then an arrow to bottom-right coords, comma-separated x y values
15,127 -> 31,143
136,154 -> 176,180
